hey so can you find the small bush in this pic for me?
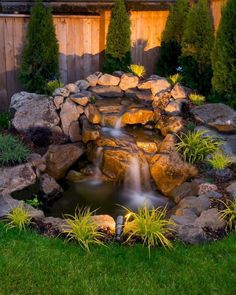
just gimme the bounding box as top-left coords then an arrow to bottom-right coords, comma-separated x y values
5,204 -> 32,231
189,93 -> 205,105
63,208 -> 105,251
0,112 -> 10,130
45,80 -> 64,95
176,130 -> 222,164
0,134 -> 30,166
220,198 -> 236,232
129,64 -> 146,78
167,73 -> 183,86
123,206 -> 174,256
208,151 -> 231,170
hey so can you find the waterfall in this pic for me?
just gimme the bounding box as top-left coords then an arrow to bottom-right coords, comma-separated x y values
124,156 -> 142,194
94,147 -> 103,180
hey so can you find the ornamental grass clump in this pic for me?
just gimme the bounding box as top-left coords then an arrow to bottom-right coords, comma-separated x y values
123,206 -> 174,256
167,73 -> 183,86
63,208 -> 105,252
0,134 -> 30,166
45,80 -> 64,95
208,151 -> 231,170
189,93 -> 205,105
5,204 -> 32,231
220,197 -> 236,232
129,64 -> 146,78
176,130 -> 222,164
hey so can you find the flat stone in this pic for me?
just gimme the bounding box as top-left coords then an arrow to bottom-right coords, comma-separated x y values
70,92 -> 90,106
81,118 -> 100,144
176,224 -> 206,244
198,183 -> 218,196
98,74 -> 120,86
192,103 -> 236,133
90,86 -> 123,98
96,98 -> 123,114
150,77 -> 171,96
136,140 -> 158,154
119,73 -> 139,91
53,87 -> 70,97
102,113 -> 121,128
39,173 -> 63,199
0,163 -> 37,195
121,108 -> 154,125
11,92 -> 60,132
167,182 -> 199,204
75,80 -> 90,90
65,83 -> 79,94
164,100 -> 185,116
125,88 -> 153,101
86,74 -> 99,87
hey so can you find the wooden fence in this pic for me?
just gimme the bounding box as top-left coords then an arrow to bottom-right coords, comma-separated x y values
0,0 -> 227,110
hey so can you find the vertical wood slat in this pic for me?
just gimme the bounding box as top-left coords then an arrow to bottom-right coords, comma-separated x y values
0,18 -> 7,110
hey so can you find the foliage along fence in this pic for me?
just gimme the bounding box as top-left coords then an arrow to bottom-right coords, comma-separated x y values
0,0 -> 226,110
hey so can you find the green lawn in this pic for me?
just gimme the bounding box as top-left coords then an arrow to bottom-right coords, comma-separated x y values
0,222 -> 235,295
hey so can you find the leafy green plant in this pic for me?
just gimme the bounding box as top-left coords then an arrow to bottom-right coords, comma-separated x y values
180,0 -> 214,94
176,130 -> 222,164
90,96 -> 97,104
63,208 -> 105,252
129,64 -> 146,78
25,196 -> 42,208
5,204 -> 32,231
45,80 -> 64,95
0,112 -> 10,130
208,151 -> 231,170
157,0 -> 189,76
0,134 -> 30,166
220,197 -> 236,232
19,0 -> 59,93
123,206 -> 174,256
211,0 -> 236,107
167,73 -> 183,86
103,0 -> 131,73
189,93 -> 205,105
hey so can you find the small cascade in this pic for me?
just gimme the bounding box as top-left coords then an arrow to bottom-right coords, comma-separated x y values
92,147 -> 103,184
123,156 -> 159,210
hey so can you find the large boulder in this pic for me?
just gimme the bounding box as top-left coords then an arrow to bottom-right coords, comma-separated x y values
45,144 -> 85,180
192,103 -> 236,133
90,86 -> 123,98
60,99 -> 83,136
10,92 -> 60,132
39,173 -> 63,200
171,83 -> 189,99
150,134 -> 197,195
0,163 -> 37,195
90,215 -> 115,232
138,76 -> 171,96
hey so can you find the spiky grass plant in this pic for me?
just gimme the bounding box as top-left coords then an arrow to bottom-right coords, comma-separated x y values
129,64 -> 146,78
123,206 -> 174,256
189,93 -> 205,105
63,208 -> 105,252
176,130 -> 222,164
168,73 -> 183,86
45,80 -> 64,95
0,134 -> 30,166
219,197 -> 236,232
208,151 -> 231,170
5,204 -> 32,231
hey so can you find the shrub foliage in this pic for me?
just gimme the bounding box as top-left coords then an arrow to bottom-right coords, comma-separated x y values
157,0 -> 189,76
103,0 -> 131,73
0,134 -> 30,166
180,0 -> 214,94
211,0 -> 236,107
19,0 -> 59,94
